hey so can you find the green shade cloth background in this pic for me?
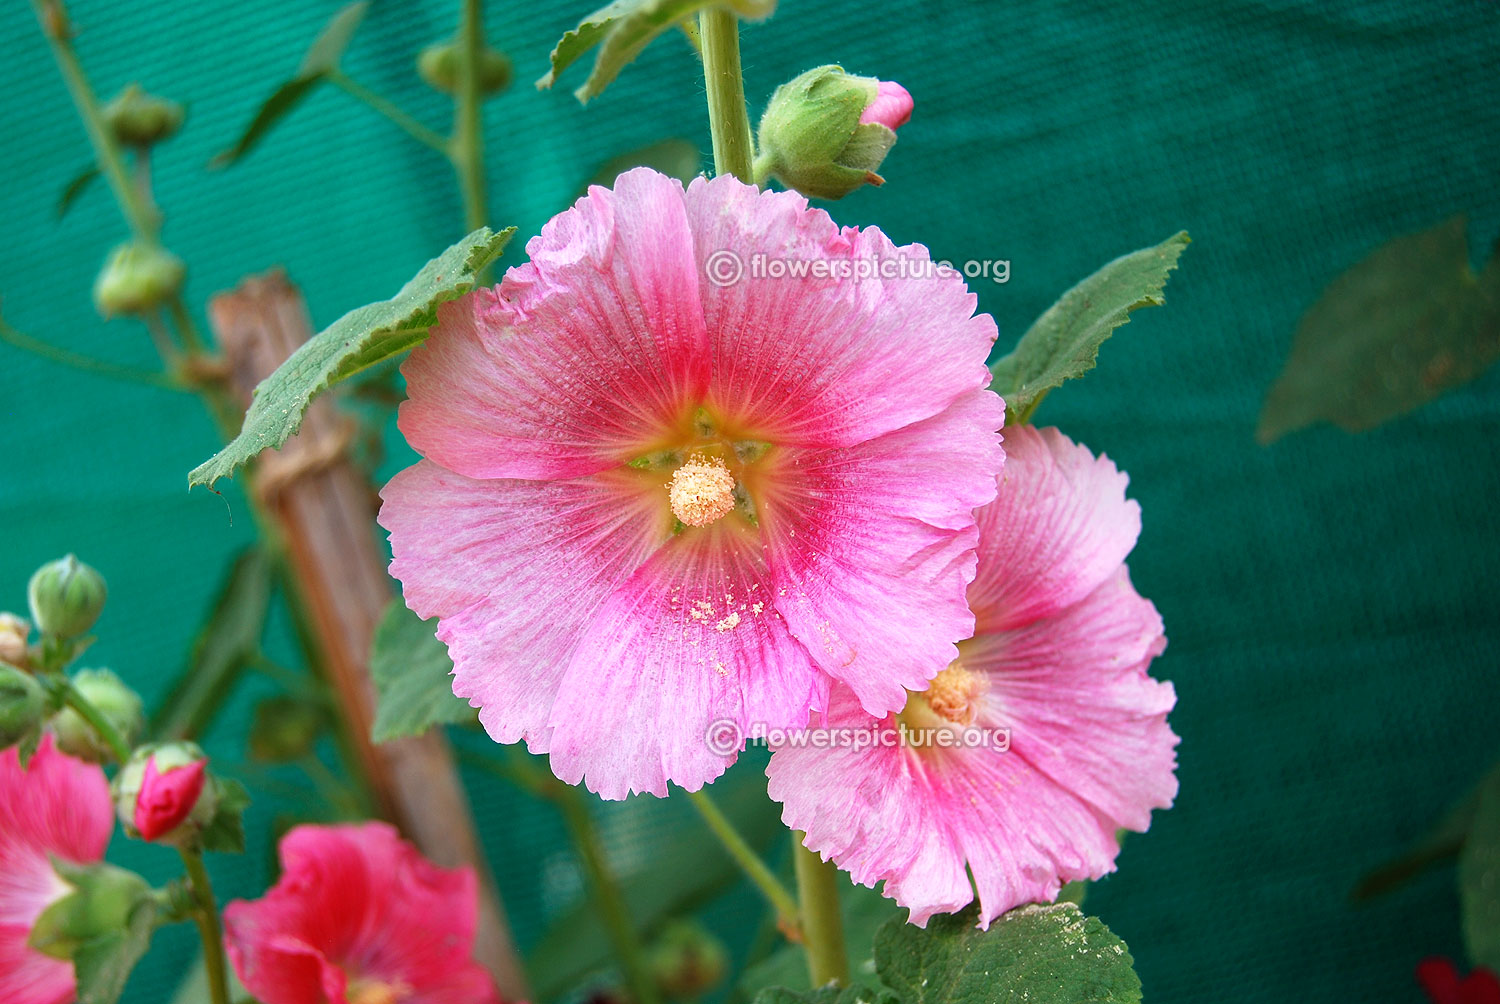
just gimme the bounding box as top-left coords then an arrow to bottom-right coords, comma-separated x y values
2,0 -> 1498,1000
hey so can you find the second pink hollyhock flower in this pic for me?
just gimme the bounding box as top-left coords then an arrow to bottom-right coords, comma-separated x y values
766,426 -> 1178,926
0,735 -> 113,1004
379,168 -> 1004,798
223,822 -> 500,1004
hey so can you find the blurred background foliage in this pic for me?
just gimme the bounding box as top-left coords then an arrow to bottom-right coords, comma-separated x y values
2,1 -> 1498,1001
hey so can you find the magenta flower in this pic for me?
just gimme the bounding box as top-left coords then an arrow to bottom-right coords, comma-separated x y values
766,425 -> 1178,926
131,754 -> 206,842
379,168 -> 1004,798
223,822 -> 500,1004
0,735 -> 113,1004
859,80 -> 913,131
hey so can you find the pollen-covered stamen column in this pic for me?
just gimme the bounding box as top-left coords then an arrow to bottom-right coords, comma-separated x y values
696,9 -> 851,987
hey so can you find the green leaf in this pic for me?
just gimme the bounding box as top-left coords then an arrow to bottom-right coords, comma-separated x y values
72,899 -> 157,1004
538,0 -> 775,104
57,166 -> 100,219
874,902 -> 1141,1004
1258,216 -> 1500,443
753,986 -> 901,1004
151,548 -> 272,741
578,138 -> 700,200
188,226 -> 513,489
199,776 -> 252,854
1352,763 -> 1494,901
1460,766 -> 1500,970
370,601 -> 474,743
992,232 -> 1189,423
212,1 -> 368,166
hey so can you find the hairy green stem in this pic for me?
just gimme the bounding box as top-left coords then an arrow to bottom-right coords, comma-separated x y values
687,789 -> 801,934
179,849 -> 233,1004
451,0 -> 489,234
792,835 -> 848,987
698,8 -> 754,181
329,72 -> 448,153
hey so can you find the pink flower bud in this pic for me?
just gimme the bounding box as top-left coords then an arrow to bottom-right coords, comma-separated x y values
133,754 -> 207,841
859,80 -> 913,131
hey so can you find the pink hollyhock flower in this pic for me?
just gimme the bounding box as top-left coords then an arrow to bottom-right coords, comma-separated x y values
1418,958 -> 1500,1004
859,80 -> 913,131
132,755 -> 206,841
766,425 -> 1178,926
0,735 -> 113,1004
379,168 -> 1004,799
224,822 -> 500,1004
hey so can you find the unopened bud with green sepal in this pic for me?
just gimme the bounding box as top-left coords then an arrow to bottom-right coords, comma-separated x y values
28,555 -> 106,640
755,65 -> 912,200
417,41 -> 513,96
0,665 -> 47,750
27,859 -> 152,961
103,83 -> 184,146
114,742 -> 218,846
51,668 -> 143,764
93,242 -> 185,318
647,920 -> 729,999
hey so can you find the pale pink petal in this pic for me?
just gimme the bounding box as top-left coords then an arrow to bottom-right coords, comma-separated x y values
968,425 -> 1140,633
759,390 -> 1005,716
548,523 -> 827,800
399,168 -> 710,481
0,924 -> 74,1004
859,80 -> 913,130
381,461 -> 671,753
683,174 -> 998,449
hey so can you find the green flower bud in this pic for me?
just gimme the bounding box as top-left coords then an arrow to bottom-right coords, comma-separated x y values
249,695 -> 323,763
51,668 -> 143,764
756,65 -> 911,200
114,741 -> 218,846
0,664 -> 47,749
92,242 -> 185,318
28,860 -> 151,961
28,555 -> 107,640
647,920 -> 729,999
102,83 -> 184,146
0,613 -> 31,668
417,41 -> 513,96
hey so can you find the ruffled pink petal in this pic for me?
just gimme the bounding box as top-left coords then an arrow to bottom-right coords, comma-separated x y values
968,425 -> 1140,633
682,174 -> 998,449
0,923 -> 75,1004
548,522 -> 828,800
399,168 -> 710,481
759,390 -> 1005,717
859,80 -> 913,130
380,461 -> 672,753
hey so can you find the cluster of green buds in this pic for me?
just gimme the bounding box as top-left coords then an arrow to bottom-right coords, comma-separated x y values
417,40 -> 513,96
755,65 -> 913,200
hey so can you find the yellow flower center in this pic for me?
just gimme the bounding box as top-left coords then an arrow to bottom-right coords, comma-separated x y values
668,455 -> 737,527
347,977 -> 408,1004
924,662 -> 983,725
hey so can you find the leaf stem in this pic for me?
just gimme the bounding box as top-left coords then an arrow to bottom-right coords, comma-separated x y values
687,789 -> 801,935
698,8 -> 754,181
179,849 -> 233,1004
0,316 -> 182,390
328,72 -> 448,153
791,834 -> 849,987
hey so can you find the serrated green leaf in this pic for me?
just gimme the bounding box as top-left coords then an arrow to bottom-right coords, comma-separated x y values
874,903 -> 1141,1004
1461,765 -> 1500,970
539,0 -> 775,104
753,986 -> 900,1004
57,166 -> 100,219
992,232 -> 1189,422
188,226 -> 513,489
1258,216 -> 1500,443
151,548 -> 272,741
578,138 -> 700,199
73,899 -> 157,1004
199,776 -> 252,854
212,2 -> 368,166
370,601 -> 473,743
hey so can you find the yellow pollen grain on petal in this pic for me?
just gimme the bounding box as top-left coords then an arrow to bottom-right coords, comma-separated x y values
668,455 -> 736,527
925,662 -> 983,725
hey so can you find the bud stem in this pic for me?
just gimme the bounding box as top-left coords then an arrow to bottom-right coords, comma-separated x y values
328,71 -> 449,154
687,789 -> 802,936
180,849 -> 233,1004
452,0 -> 489,240
698,8 -> 754,182
791,834 -> 850,987
59,679 -> 130,762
